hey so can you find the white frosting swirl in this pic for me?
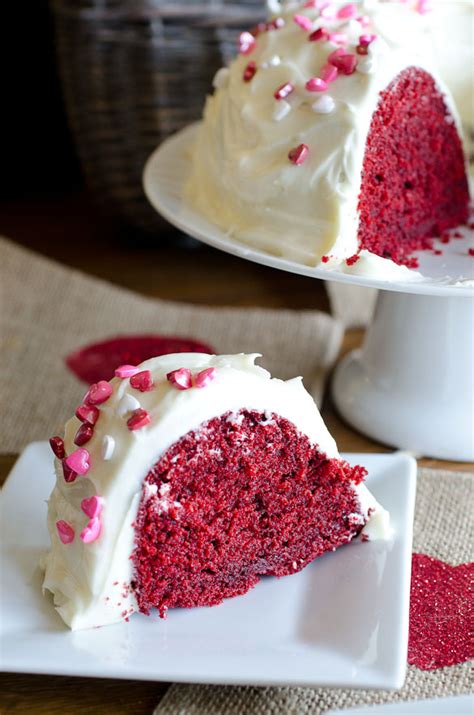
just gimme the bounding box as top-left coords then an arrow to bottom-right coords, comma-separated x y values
187,0 -> 463,274
42,353 -> 388,629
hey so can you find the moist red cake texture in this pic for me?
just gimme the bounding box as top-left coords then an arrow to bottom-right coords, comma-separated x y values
132,410 -> 368,617
358,67 -> 469,267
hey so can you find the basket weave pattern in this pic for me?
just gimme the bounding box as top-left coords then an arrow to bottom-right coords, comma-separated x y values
51,0 -> 265,231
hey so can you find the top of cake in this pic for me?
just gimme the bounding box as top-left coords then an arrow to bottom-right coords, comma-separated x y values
187,0 -> 466,276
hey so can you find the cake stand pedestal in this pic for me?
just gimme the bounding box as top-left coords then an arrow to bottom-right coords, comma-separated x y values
143,123 -> 474,462
332,291 -> 473,461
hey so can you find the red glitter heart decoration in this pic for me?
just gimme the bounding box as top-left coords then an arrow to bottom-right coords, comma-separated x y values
408,553 -> 473,670
66,335 -> 215,384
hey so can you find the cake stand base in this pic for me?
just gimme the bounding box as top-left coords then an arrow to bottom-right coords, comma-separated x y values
332,291 -> 474,461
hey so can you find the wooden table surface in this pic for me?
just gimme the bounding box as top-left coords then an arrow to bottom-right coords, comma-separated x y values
1,192 -> 471,714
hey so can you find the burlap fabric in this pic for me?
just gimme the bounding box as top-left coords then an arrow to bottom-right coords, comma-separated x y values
0,237 -> 342,453
154,468 -> 473,715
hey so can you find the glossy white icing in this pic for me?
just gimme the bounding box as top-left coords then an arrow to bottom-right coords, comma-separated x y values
42,353 -> 389,630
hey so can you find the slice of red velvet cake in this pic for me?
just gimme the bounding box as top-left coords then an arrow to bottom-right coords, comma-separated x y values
42,353 -> 390,629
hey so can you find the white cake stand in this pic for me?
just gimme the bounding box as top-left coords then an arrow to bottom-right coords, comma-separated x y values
143,124 -> 474,462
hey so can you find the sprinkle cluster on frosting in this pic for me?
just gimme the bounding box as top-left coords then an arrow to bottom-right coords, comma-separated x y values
50,363 -> 219,547
229,0 -> 431,168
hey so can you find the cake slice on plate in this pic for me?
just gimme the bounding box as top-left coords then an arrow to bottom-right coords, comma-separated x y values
42,353 -> 390,629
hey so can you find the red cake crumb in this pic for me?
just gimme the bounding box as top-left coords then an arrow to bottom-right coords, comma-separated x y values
357,68 -> 469,266
346,254 -> 360,266
131,410 -> 368,617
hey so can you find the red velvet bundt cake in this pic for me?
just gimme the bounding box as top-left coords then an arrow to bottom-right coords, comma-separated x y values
188,0 -> 469,272
43,353 -> 389,629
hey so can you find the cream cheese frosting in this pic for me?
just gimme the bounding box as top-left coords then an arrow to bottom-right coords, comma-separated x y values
42,353 -> 389,630
186,0 -> 464,275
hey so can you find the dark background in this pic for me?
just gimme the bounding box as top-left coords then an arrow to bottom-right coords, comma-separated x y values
3,1 -> 81,200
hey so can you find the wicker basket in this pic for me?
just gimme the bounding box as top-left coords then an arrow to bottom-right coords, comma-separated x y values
51,0 -> 266,232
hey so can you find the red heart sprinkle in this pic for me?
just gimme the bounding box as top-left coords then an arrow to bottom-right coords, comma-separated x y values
288,144 -> 309,165
167,368 -> 193,390
409,554 -> 474,670
130,370 -> 154,392
127,408 -> 151,431
329,52 -> 358,75
66,335 -> 214,384
75,404 -> 100,426
49,436 -> 65,460
62,459 -> 77,483
74,423 -> 94,446
56,520 -> 75,544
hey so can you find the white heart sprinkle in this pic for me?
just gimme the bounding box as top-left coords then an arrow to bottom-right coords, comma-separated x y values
311,95 -> 335,114
117,393 -> 141,416
273,100 -> 292,121
356,57 -> 376,74
102,435 -> 115,461
212,67 -> 230,90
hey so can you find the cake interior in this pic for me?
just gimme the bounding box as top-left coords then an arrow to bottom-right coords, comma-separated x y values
132,410 -> 367,617
357,67 -> 469,267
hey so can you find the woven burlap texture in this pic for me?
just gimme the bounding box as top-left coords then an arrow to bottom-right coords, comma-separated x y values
154,468 -> 473,715
0,237 -> 342,453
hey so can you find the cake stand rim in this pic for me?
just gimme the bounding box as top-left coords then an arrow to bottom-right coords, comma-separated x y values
143,123 -> 474,299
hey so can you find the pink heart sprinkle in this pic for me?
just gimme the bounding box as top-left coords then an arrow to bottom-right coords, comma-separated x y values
274,82 -> 294,100
127,408 -> 151,431
56,520 -> 75,544
329,52 -> 357,75
115,364 -> 140,378
238,31 -> 255,56
305,77 -> 328,92
75,403 -> 100,425
81,495 -> 104,519
328,32 -> 347,45
288,144 -> 309,166
194,367 -> 217,388
49,436 -> 65,460
359,33 -> 377,47
130,370 -> 154,392
80,517 -> 102,544
167,368 -> 193,390
62,459 -> 77,483
337,3 -> 357,19
328,47 -> 345,62
308,27 -> 328,41
84,380 -> 113,406
74,423 -> 94,447
294,14 -> 312,31
65,448 -> 90,476
320,64 -> 339,83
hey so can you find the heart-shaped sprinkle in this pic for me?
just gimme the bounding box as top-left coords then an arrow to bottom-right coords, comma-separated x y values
65,448 -> 90,476
312,95 -> 335,114
130,370 -> 154,392
329,52 -> 357,75
359,33 -> 377,47
288,144 -> 309,165
294,14 -> 312,31
74,423 -> 94,446
81,495 -> 104,519
337,2 -> 357,19
305,77 -> 328,92
62,459 -> 77,483
102,434 -> 115,460
114,364 -> 140,378
117,393 -> 141,416
49,436 -> 65,460
320,64 -> 339,83
127,408 -> 151,431
194,367 -> 218,388
56,520 -> 75,544
84,380 -> 113,406
238,31 -> 255,56
167,368 -> 193,390
309,27 -> 328,41
75,404 -> 100,425
80,517 -> 102,544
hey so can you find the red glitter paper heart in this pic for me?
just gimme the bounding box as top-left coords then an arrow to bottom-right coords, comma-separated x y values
408,553 -> 473,670
66,335 -> 215,384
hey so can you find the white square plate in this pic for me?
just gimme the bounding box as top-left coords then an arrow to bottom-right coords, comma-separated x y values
0,442 -> 416,689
